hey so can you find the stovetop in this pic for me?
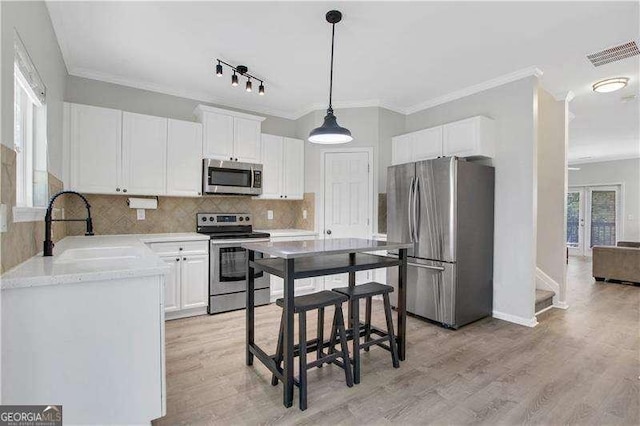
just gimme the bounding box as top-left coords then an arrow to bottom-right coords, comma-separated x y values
196,213 -> 270,240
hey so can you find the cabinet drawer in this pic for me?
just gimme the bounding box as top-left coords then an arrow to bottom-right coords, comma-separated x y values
148,241 -> 208,255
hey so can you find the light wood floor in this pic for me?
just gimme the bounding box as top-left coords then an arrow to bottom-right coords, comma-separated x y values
153,258 -> 639,425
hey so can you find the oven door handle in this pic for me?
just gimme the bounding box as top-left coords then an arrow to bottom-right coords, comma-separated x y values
250,166 -> 255,188
210,238 -> 271,246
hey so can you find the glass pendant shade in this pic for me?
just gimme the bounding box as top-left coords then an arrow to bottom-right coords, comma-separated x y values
309,108 -> 353,144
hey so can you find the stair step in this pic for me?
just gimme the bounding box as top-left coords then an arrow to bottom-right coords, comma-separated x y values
535,289 -> 555,313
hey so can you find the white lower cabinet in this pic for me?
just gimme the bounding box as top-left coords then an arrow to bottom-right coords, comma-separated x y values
269,234 -> 317,301
148,240 -> 209,319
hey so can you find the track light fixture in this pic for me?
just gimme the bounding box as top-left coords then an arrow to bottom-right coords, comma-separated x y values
214,59 -> 265,95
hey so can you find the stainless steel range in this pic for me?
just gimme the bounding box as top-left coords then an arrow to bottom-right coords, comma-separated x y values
196,213 -> 271,314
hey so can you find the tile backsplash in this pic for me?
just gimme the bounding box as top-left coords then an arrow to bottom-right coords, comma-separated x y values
1,144 -> 67,273
66,193 -> 315,236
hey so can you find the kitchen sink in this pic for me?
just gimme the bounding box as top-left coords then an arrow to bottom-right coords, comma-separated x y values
54,246 -> 144,263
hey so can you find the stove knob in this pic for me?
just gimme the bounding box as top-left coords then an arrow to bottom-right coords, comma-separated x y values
209,216 -> 215,222
239,217 -> 244,221
202,217 -> 207,222
245,216 -> 250,221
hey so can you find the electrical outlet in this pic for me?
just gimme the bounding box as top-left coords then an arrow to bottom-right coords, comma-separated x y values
267,210 -> 274,220
303,209 -> 308,220
137,209 -> 145,220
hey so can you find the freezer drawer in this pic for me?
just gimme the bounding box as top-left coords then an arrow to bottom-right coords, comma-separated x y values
388,258 -> 456,326
208,288 -> 270,314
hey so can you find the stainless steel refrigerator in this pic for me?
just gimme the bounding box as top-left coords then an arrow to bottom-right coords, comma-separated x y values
387,156 -> 495,329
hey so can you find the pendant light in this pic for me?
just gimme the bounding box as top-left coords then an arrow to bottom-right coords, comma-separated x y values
309,10 -> 352,144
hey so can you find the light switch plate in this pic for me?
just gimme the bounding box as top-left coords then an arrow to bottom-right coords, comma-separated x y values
137,209 -> 145,220
303,209 -> 308,219
267,210 -> 274,220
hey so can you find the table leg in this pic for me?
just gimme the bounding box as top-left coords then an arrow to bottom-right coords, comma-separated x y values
246,250 -> 255,366
348,252 -> 356,329
283,258 -> 295,408
397,248 -> 407,361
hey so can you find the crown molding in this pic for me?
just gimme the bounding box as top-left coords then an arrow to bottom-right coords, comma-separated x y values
568,153 -> 640,165
404,66 -> 544,115
68,67 -> 301,120
292,99 -> 407,119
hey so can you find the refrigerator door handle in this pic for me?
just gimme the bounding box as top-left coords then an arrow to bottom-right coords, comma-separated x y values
407,262 -> 445,272
413,176 -> 420,242
408,177 -> 416,242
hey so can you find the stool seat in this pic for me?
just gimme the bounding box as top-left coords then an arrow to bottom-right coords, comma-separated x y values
332,282 -> 394,298
276,290 -> 348,312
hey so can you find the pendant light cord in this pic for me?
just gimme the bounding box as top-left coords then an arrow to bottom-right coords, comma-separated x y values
328,22 -> 335,110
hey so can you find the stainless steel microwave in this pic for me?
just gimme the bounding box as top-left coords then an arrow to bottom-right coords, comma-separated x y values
202,159 -> 263,195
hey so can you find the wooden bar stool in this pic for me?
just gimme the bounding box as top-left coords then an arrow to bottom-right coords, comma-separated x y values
332,282 -> 399,384
272,290 -> 353,410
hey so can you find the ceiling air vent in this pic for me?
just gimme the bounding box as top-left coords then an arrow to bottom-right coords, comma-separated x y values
587,41 -> 639,67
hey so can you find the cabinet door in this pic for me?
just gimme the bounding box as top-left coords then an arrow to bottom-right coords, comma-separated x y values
202,112 -> 234,160
69,104 -> 122,194
167,119 -> 203,197
160,255 -> 181,313
443,117 -> 478,157
233,118 -> 261,163
412,126 -> 443,160
392,134 -> 412,165
122,112 -> 167,195
260,134 -> 283,199
180,254 -> 209,310
282,137 -> 304,199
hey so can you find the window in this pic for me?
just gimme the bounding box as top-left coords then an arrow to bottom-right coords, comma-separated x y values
13,31 -> 48,221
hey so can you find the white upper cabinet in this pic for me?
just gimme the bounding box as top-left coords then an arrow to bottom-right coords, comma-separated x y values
413,126 -> 443,161
282,137 -> 304,199
233,118 -> 261,163
122,112 -> 167,196
443,116 -> 495,158
391,115 -> 495,165
166,119 -> 203,197
392,133 -> 417,165
195,105 -> 265,163
68,103 -> 122,194
201,112 -> 234,160
259,134 -> 304,200
260,134 -> 283,199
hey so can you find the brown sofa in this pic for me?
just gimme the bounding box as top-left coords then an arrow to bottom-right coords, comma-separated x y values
592,241 -> 640,284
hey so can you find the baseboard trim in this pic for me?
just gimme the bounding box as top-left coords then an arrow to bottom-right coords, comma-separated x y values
492,310 -> 538,327
166,307 -> 207,320
553,301 -> 569,309
535,305 -> 554,316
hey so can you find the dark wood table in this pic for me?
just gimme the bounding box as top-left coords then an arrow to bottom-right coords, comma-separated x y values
243,238 -> 411,408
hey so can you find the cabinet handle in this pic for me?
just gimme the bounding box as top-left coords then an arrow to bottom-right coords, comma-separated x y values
116,188 -> 121,192
175,258 -> 180,262
179,247 -> 183,251
230,157 -> 233,160
123,189 -> 127,193
235,158 -> 238,161
280,195 -> 283,198
284,195 -> 287,198
183,257 -> 186,261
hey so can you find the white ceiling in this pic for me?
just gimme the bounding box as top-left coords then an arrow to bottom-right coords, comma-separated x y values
47,1 -> 639,163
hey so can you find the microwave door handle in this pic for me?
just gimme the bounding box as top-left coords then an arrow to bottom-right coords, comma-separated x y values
250,167 -> 255,188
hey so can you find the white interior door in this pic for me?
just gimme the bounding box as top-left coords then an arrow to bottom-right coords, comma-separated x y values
566,187 -> 585,256
322,150 -> 372,289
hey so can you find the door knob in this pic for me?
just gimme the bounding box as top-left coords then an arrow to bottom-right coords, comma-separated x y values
326,229 -> 332,235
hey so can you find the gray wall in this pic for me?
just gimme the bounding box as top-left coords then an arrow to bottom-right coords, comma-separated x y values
65,76 -> 298,138
569,158 -> 640,241
378,108 -> 406,191
1,0 -> 67,178
536,87 -> 567,299
405,76 -> 539,324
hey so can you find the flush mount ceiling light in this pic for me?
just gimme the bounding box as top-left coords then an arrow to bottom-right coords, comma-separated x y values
309,10 -> 352,144
215,60 -> 265,95
592,77 -> 629,93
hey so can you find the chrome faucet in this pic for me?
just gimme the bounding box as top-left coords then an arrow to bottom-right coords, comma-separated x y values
44,191 -> 94,256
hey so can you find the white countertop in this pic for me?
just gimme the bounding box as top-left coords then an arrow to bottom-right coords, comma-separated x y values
1,232 -> 207,290
256,229 -> 318,238
242,237 -> 412,259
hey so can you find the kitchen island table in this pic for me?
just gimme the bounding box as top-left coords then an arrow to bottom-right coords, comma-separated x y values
242,238 -> 411,408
